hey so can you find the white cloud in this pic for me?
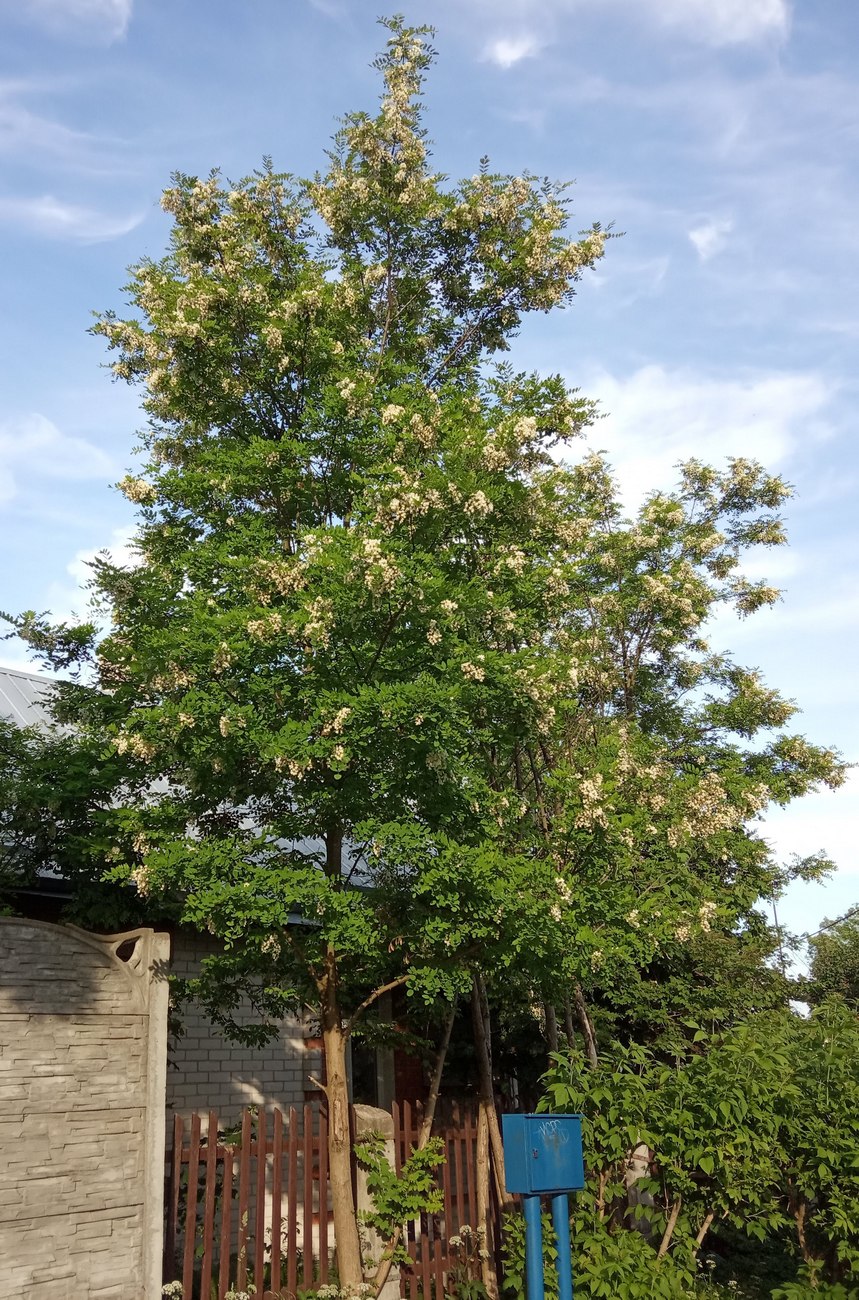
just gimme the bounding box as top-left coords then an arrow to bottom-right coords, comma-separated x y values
466,0 -> 789,50
645,0 -> 790,47
579,365 -> 830,506
6,0 -> 132,42
0,194 -> 143,242
484,33 -> 543,69
689,217 -> 733,261
0,414 -> 114,504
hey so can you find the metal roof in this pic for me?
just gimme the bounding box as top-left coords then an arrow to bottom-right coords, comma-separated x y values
0,666 -> 56,730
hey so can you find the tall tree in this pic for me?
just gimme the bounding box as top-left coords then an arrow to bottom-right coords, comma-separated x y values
3,18 -> 845,1293
7,19 -> 610,1288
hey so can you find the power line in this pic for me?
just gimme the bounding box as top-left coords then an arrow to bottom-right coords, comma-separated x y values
803,904 -> 859,942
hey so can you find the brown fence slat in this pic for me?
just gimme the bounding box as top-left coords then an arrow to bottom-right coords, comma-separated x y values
433,1234 -> 445,1297
168,1098 -> 503,1300
392,1100 -> 402,1175
236,1109 -> 253,1290
199,1110 -> 219,1300
165,1112 -> 183,1279
219,1146 -> 234,1300
452,1103 -> 465,1236
271,1108 -> 283,1295
303,1103 -> 313,1288
183,1113 -> 202,1300
441,1125 -> 453,1247
253,1108 -> 268,1293
287,1106 -> 299,1297
318,1108 -> 329,1283
464,1106 -> 477,1229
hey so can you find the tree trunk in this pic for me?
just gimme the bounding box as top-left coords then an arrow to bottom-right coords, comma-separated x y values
471,973 -> 510,1205
573,982 -> 599,1069
563,1001 -> 577,1051
544,1002 -> 559,1054
320,828 -> 364,1290
476,1100 -> 500,1299
323,1016 -> 365,1291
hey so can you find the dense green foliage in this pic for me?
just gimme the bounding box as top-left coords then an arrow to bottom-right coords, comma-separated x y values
809,910 -> 859,1010
530,1001 -> 859,1298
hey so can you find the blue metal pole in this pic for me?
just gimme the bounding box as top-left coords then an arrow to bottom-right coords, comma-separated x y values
552,1192 -> 574,1300
523,1193 -> 545,1300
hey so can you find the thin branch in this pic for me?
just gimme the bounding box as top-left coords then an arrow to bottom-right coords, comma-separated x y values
657,1197 -> 682,1260
694,1212 -> 715,1254
344,975 -> 410,1038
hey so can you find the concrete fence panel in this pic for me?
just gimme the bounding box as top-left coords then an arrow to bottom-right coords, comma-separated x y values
0,920 -> 169,1300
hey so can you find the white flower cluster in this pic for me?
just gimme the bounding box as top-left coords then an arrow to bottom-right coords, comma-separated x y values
305,597 -> 333,646
698,900 -> 717,933
322,707 -> 352,735
460,660 -> 485,682
464,490 -> 493,518
574,773 -> 608,830
131,863 -> 153,898
247,612 -> 283,642
258,558 -> 306,597
151,663 -> 195,693
496,546 -> 527,575
118,475 -> 157,505
114,732 -> 156,760
362,538 -> 400,596
212,642 -> 234,675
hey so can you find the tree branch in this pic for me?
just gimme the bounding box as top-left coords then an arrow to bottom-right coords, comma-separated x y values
343,975 -> 411,1039
657,1197 -> 682,1260
694,1211 -> 715,1254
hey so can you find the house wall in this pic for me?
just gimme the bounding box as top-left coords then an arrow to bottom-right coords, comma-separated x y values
166,932 -> 321,1124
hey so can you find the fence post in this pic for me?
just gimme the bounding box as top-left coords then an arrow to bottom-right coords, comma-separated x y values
353,1104 -> 402,1300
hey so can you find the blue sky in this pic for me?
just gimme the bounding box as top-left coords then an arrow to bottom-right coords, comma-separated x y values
1,0 -> 856,954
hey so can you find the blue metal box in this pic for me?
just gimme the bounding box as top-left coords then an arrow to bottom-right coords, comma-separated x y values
502,1113 -> 585,1195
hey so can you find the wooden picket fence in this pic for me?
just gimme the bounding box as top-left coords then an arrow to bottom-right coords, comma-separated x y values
163,1100 -> 501,1299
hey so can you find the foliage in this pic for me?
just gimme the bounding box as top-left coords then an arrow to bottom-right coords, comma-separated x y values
536,1000 -> 859,1296
808,909 -> 859,1009
353,1131 -> 444,1261
446,1224 -> 492,1300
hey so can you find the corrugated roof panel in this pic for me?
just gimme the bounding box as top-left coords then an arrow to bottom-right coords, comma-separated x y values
0,667 -> 55,730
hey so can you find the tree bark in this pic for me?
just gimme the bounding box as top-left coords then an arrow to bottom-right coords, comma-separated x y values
563,1001 -> 577,1051
657,1196 -> 682,1260
322,1013 -> 364,1290
573,982 -> 599,1069
694,1211 -> 715,1253
471,973 -> 510,1205
476,1100 -> 500,1299
320,825 -> 364,1292
544,1002 -> 559,1054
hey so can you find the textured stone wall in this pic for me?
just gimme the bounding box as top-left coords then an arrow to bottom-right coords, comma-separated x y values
167,931 -> 320,1123
0,920 -> 169,1300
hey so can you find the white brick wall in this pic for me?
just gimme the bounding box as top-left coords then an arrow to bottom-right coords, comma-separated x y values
166,933 -> 321,1123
